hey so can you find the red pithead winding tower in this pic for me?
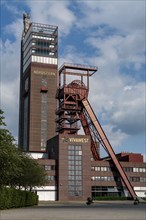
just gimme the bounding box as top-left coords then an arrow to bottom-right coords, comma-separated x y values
56,63 -> 137,200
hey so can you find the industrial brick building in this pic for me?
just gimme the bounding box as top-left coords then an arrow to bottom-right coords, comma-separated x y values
19,14 -> 146,201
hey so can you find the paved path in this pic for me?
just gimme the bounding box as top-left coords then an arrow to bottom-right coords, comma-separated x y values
0,201 -> 146,220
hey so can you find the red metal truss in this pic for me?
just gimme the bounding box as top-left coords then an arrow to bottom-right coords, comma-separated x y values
79,111 -> 100,161
81,99 -> 137,200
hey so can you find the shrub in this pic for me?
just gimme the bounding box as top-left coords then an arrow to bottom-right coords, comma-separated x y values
0,187 -> 38,209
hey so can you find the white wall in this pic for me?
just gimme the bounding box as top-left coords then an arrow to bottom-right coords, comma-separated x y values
134,187 -> 146,198
33,186 -> 57,201
37,191 -> 56,201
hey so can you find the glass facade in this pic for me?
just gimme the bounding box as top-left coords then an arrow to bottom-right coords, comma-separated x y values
22,22 -> 58,72
92,186 -> 122,198
68,145 -> 83,196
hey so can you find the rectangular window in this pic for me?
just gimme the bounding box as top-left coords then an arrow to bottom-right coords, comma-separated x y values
45,176 -> 56,181
68,145 -> 83,196
133,168 -> 139,172
91,176 -> 114,181
44,165 -> 51,171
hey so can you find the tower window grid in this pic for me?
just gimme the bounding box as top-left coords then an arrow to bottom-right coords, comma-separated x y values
68,145 -> 83,196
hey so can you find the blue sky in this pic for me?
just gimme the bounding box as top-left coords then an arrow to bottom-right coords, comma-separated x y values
0,0 -> 146,159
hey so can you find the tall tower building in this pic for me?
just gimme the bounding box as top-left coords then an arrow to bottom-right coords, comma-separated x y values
19,14 -> 58,152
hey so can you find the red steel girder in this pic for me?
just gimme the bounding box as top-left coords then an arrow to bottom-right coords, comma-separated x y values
82,99 -> 137,200
80,111 -> 99,160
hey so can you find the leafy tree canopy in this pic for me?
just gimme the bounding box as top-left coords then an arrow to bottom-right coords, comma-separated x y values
0,110 -> 46,189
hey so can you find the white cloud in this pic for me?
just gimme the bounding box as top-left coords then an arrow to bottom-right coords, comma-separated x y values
85,32 -> 145,72
110,83 -> 145,135
102,124 -> 129,148
0,18 -> 22,139
4,18 -> 22,41
88,68 -> 145,134
76,1 -> 145,34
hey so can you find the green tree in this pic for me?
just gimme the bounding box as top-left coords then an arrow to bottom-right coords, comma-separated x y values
0,110 -> 22,186
0,109 -> 46,189
16,154 -> 46,191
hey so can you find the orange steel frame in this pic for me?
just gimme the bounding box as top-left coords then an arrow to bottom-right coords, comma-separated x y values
56,63 -> 137,200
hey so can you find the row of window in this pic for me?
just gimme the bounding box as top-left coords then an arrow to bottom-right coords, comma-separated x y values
31,55 -> 57,65
129,177 -> 146,182
68,185 -> 82,190
91,176 -> 115,181
32,40 -> 56,48
32,34 -> 55,41
68,145 -> 82,150
68,170 -> 82,175
133,167 -> 146,172
68,165 -> 82,171
45,176 -> 56,181
91,166 -> 111,172
43,165 -> 145,173
91,176 -> 146,182
68,160 -> 82,165
68,150 -> 82,156
32,48 -> 56,57
91,166 -> 146,173
68,175 -> 82,180
68,155 -> 82,161
68,181 -> 82,186
44,165 -> 56,171
23,55 -> 58,72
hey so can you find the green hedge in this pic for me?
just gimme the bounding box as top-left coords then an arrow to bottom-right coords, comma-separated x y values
0,187 -> 38,209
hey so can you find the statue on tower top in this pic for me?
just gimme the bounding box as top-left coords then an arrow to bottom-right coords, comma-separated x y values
22,13 -> 30,38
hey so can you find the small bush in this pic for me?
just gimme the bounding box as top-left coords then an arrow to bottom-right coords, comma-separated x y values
0,187 -> 38,209
25,191 -> 38,206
